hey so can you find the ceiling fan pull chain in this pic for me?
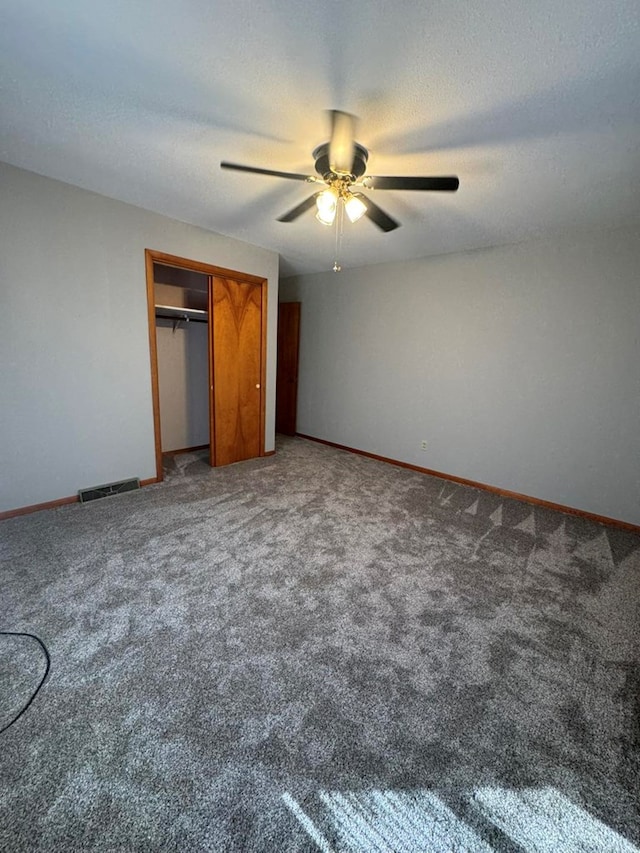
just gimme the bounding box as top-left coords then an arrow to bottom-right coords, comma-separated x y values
333,200 -> 344,272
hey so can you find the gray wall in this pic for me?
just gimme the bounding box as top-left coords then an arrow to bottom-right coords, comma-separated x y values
281,225 -> 640,526
0,162 -> 279,513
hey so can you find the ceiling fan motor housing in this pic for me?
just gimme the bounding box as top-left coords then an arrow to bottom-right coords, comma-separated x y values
313,142 -> 369,181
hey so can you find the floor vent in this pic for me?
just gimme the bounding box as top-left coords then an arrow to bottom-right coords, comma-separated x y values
78,478 -> 140,504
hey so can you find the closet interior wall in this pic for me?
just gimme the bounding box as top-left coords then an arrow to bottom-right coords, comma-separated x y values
154,264 -> 209,454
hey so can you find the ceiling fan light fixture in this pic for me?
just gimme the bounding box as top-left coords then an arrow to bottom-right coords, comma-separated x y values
315,188 -> 338,225
344,192 -> 367,223
221,109 -> 458,246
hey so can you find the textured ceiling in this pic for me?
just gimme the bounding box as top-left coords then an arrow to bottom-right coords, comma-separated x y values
1,0 -> 639,277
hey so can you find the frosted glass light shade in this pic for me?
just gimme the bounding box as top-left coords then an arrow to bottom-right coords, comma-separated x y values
344,193 -> 367,223
316,189 -> 338,225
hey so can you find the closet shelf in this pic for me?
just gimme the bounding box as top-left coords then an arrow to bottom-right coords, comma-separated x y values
155,304 -> 208,324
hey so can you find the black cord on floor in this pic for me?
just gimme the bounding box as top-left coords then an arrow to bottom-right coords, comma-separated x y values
0,631 -> 51,735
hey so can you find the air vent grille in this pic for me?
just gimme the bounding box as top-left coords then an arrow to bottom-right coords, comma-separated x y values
78,478 -> 140,503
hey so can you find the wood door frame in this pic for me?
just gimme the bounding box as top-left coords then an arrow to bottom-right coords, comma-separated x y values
145,249 -> 268,482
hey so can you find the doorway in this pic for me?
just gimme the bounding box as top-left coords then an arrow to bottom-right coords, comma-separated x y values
276,302 -> 301,435
145,249 -> 268,481
154,263 -> 209,456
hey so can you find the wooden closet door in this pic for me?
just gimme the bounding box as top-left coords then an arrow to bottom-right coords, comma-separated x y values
209,276 -> 264,466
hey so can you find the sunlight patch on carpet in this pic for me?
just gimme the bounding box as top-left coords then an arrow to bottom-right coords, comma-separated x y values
284,786 -> 639,852
473,786 -> 639,852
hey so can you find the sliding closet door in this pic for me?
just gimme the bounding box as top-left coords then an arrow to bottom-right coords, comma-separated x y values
209,276 -> 265,466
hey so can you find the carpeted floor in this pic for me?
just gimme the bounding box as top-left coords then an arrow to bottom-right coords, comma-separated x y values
1,436 -> 639,852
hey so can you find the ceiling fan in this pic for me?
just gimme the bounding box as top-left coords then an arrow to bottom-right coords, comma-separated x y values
220,110 -> 459,233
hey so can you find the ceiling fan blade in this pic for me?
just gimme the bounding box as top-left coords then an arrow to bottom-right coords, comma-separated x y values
356,193 -> 400,232
364,175 -> 459,191
328,110 -> 355,174
277,194 -> 319,223
221,162 -> 312,181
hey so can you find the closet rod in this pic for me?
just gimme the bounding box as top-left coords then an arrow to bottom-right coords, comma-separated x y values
155,304 -> 208,324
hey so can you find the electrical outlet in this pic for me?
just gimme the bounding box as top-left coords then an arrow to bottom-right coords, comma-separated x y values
421,440 -> 428,451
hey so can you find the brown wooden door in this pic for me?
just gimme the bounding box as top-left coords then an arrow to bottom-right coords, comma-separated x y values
209,276 -> 265,466
276,302 -> 300,436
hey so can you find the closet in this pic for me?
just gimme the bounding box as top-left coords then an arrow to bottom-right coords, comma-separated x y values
146,250 -> 267,480
153,263 -> 209,455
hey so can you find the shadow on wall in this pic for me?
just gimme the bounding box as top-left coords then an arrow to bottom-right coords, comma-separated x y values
156,318 -> 209,452
185,320 -> 209,446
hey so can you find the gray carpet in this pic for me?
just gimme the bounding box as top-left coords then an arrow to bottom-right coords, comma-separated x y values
1,436 -> 638,852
